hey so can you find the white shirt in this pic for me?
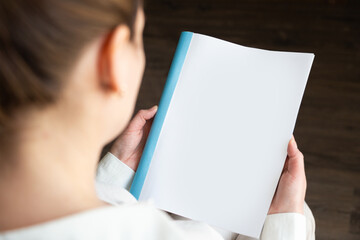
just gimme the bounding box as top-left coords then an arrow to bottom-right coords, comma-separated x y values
0,153 -> 306,240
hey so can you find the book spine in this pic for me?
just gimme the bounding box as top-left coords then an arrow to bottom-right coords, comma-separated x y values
130,31 -> 194,199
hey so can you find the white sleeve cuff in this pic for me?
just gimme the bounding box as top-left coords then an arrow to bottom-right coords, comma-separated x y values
96,152 -> 135,191
260,213 -> 306,240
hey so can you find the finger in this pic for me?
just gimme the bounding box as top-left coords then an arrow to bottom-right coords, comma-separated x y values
127,106 -> 158,131
282,156 -> 289,174
287,136 -> 299,159
136,117 -> 155,156
287,137 -> 305,174
141,105 -> 158,120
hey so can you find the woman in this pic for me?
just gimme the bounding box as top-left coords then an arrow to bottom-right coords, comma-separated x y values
0,0 -> 315,239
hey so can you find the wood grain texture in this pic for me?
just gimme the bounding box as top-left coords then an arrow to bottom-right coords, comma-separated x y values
105,0 -> 360,239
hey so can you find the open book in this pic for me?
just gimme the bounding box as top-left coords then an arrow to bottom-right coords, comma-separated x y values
130,32 -> 314,238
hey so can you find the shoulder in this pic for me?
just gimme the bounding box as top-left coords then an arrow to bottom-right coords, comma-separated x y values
1,204 -> 187,240
86,204 -> 190,239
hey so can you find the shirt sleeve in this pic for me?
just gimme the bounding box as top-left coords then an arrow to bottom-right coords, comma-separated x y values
96,152 -> 135,191
96,153 -> 306,240
258,213 -> 306,240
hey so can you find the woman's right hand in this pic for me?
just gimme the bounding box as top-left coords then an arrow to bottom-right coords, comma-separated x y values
268,136 -> 307,215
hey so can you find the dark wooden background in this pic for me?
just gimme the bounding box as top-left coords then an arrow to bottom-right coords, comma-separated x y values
121,0 -> 360,239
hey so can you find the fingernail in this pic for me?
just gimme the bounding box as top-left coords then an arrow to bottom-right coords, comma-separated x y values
291,138 -> 298,149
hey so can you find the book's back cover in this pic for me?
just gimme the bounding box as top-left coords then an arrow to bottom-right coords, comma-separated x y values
136,32 -> 314,238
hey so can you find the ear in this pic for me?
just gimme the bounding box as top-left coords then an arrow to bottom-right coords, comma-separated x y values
98,25 -> 131,94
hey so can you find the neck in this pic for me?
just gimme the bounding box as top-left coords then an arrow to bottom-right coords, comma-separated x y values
0,108 -> 106,231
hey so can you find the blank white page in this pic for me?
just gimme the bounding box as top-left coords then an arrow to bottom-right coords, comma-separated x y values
139,33 -> 314,238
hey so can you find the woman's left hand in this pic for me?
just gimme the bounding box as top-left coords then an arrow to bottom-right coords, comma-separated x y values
110,106 -> 158,171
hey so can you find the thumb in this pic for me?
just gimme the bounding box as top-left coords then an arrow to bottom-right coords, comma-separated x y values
127,106 -> 158,132
287,137 -> 305,176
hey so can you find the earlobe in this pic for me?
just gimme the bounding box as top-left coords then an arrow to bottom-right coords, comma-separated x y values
98,25 -> 131,94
